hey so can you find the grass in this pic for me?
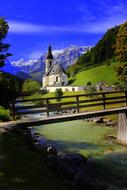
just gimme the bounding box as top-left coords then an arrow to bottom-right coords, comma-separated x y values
70,64 -> 118,86
0,131 -> 69,190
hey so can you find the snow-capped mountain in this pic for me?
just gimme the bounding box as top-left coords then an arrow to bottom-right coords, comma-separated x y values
52,45 -> 90,67
11,45 -> 91,81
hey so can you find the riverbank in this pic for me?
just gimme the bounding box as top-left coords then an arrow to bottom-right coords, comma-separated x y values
0,125 -> 70,190
1,121 -> 127,190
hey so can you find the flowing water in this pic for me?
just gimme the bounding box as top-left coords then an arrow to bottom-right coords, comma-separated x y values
33,120 -> 126,157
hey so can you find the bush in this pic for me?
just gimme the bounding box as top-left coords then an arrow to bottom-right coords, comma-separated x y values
85,86 -> 97,99
54,88 -> 63,102
0,106 -> 10,121
86,81 -> 92,86
0,72 -> 23,108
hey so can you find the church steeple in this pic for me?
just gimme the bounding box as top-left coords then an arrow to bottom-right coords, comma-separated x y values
45,46 -> 53,73
46,46 -> 53,59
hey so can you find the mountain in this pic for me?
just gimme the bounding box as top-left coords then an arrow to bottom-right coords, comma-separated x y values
11,45 -> 91,82
0,59 -> 31,80
52,46 -> 91,67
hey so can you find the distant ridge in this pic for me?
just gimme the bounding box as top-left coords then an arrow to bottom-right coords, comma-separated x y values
0,59 -> 31,80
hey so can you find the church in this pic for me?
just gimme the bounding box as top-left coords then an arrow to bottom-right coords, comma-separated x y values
42,46 -> 68,88
42,46 -> 84,92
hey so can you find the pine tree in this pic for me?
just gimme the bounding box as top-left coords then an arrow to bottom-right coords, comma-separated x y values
0,17 -> 11,67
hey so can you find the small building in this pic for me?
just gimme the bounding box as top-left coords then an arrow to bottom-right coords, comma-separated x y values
42,46 -> 68,88
96,81 -> 107,91
96,81 -> 117,92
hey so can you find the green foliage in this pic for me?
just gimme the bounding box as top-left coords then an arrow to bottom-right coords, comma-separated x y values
22,79 -> 40,95
86,81 -> 92,86
67,25 -> 119,76
0,106 -> 10,121
0,17 -> 11,67
0,72 -> 23,108
114,63 -> 127,89
66,63 -> 81,77
54,88 -> 63,102
115,22 -> 127,62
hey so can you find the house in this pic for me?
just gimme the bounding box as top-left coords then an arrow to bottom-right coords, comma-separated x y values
96,81 -> 117,91
96,81 -> 107,91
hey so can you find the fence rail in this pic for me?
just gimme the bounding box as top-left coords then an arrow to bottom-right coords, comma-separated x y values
10,90 -> 127,120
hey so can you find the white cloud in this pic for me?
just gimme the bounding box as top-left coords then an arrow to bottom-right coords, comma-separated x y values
9,21 -> 51,34
8,1 -> 127,36
8,20 -> 77,34
7,19 -> 123,36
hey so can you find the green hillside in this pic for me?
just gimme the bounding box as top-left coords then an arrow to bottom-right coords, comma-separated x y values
71,64 -> 118,86
67,25 -> 119,77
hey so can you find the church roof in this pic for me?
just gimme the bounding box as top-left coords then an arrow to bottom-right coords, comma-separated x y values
44,63 -> 66,76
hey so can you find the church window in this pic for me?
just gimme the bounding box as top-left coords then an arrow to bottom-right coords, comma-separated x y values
56,77 -> 58,82
49,61 -> 52,66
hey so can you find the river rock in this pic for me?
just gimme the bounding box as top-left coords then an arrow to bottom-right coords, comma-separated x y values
71,109 -> 77,113
93,117 -> 104,123
46,145 -> 57,156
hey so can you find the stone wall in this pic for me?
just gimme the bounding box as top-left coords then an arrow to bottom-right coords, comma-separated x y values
46,86 -> 85,92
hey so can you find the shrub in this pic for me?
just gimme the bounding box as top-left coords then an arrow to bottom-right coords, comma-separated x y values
54,88 -> 63,102
85,86 -> 97,99
0,106 -> 10,121
86,81 -> 92,86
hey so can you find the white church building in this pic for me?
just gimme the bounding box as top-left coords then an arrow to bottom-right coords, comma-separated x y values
42,46 -> 84,92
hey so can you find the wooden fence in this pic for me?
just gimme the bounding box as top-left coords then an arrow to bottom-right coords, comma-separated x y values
11,90 -> 127,120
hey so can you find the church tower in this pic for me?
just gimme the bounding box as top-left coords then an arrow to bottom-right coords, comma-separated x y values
45,46 -> 53,73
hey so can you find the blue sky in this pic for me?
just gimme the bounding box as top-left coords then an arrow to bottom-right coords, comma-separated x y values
0,0 -> 127,60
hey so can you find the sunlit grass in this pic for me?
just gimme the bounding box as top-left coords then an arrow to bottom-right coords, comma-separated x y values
71,64 -> 118,85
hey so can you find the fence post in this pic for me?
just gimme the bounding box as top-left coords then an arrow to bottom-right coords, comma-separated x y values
12,100 -> 16,120
76,95 -> 79,113
46,99 -> 49,117
102,92 -> 106,109
125,91 -> 127,106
